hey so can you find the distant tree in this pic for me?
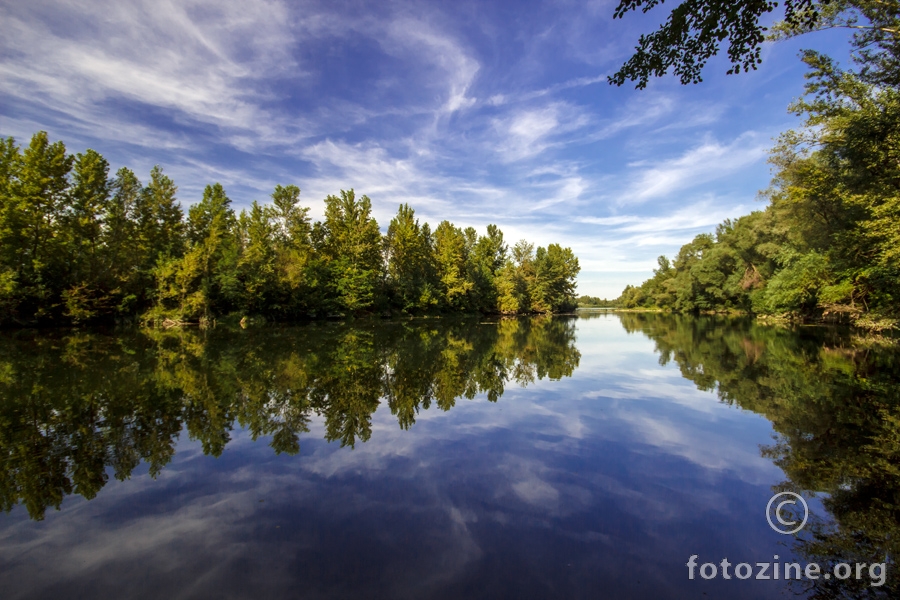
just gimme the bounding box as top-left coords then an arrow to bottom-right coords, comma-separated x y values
136,166 -> 184,272
497,240 -> 534,313
67,150 -> 109,281
0,133 -> 586,324
468,224 -> 507,312
187,182 -> 230,247
0,137 -> 23,320
236,201 -> 278,315
151,182 -> 233,322
576,295 -> 618,307
618,40 -> 900,320
103,167 -> 142,314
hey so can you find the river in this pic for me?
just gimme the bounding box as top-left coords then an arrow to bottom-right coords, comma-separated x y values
0,313 -> 896,598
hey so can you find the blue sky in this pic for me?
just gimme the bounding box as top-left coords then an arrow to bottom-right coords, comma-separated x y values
0,0 -> 853,297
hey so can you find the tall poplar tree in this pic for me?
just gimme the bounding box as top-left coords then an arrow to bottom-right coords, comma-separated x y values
433,221 -> 473,310
385,204 -> 436,312
103,167 -> 142,313
320,189 -> 382,313
11,132 -> 73,318
270,184 -> 315,315
0,137 -> 22,319
62,149 -> 111,321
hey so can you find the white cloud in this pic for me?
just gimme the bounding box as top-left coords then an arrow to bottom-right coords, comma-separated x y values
385,20 -> 480,114
0,0 -> 303,149
576,197 -> 751,234
495,106 -> 559,161
491,102 -> 592,162
619,133 -> 768,204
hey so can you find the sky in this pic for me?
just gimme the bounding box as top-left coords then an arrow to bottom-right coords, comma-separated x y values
0,0 -> 854,298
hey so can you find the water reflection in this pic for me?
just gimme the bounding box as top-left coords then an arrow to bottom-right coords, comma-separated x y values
0,317 -> 580,520
612,312 -> 900,598
2,313 -> 899,599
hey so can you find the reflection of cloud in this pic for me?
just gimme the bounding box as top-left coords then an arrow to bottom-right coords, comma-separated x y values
0,316 -> 790,598
0,484 -> 282,598
506,461 -> 561,508
0,440 -> 488,599
510,473 -> 585,509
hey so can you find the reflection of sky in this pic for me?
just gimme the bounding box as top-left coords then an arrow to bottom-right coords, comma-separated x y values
1,315 -> 815,599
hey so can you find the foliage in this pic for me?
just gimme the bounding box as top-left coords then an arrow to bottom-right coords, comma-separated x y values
0,133 -> 581,326
576,295 -> 618,308
609,0 -> 898,88
385,204 -> 438,312
618,29 -> 900,323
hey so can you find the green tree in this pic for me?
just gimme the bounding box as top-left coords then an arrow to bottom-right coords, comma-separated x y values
0,137 -> 23,321
135,165 -> 184,277
385,204 -> 437,312
103,167 -> 142,316
320,189 -> 383,313
530,244 -> 580,312
236,201 -> 278,315
468,224 -> 507,312
762,49 -> 900,315
610,0 -> 824,88
618,39 -> 900,322
62,149 -> 111,321
151,183 -> 234,322
497,240 -> 535,313
433,220 -> 474,310
9,132 -> 73,319
269,185 -> 316,316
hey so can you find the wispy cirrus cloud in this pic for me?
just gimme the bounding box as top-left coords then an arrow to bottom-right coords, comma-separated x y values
618,133 -> 768,204
576,197 -> 751,234
0,0 -> 302,144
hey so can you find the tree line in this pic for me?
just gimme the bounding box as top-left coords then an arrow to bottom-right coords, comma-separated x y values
576,295 -> 618,308
0,317 -> 580,520
618,9 -> 900,326
0,136 -> 580,326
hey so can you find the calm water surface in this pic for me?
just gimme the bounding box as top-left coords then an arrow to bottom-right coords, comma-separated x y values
0,313 -> 897,599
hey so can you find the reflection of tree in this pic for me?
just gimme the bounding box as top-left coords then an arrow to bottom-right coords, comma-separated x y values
619,312 -> 900,598
0,316 -> 579,520
310,329 -> 382,448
